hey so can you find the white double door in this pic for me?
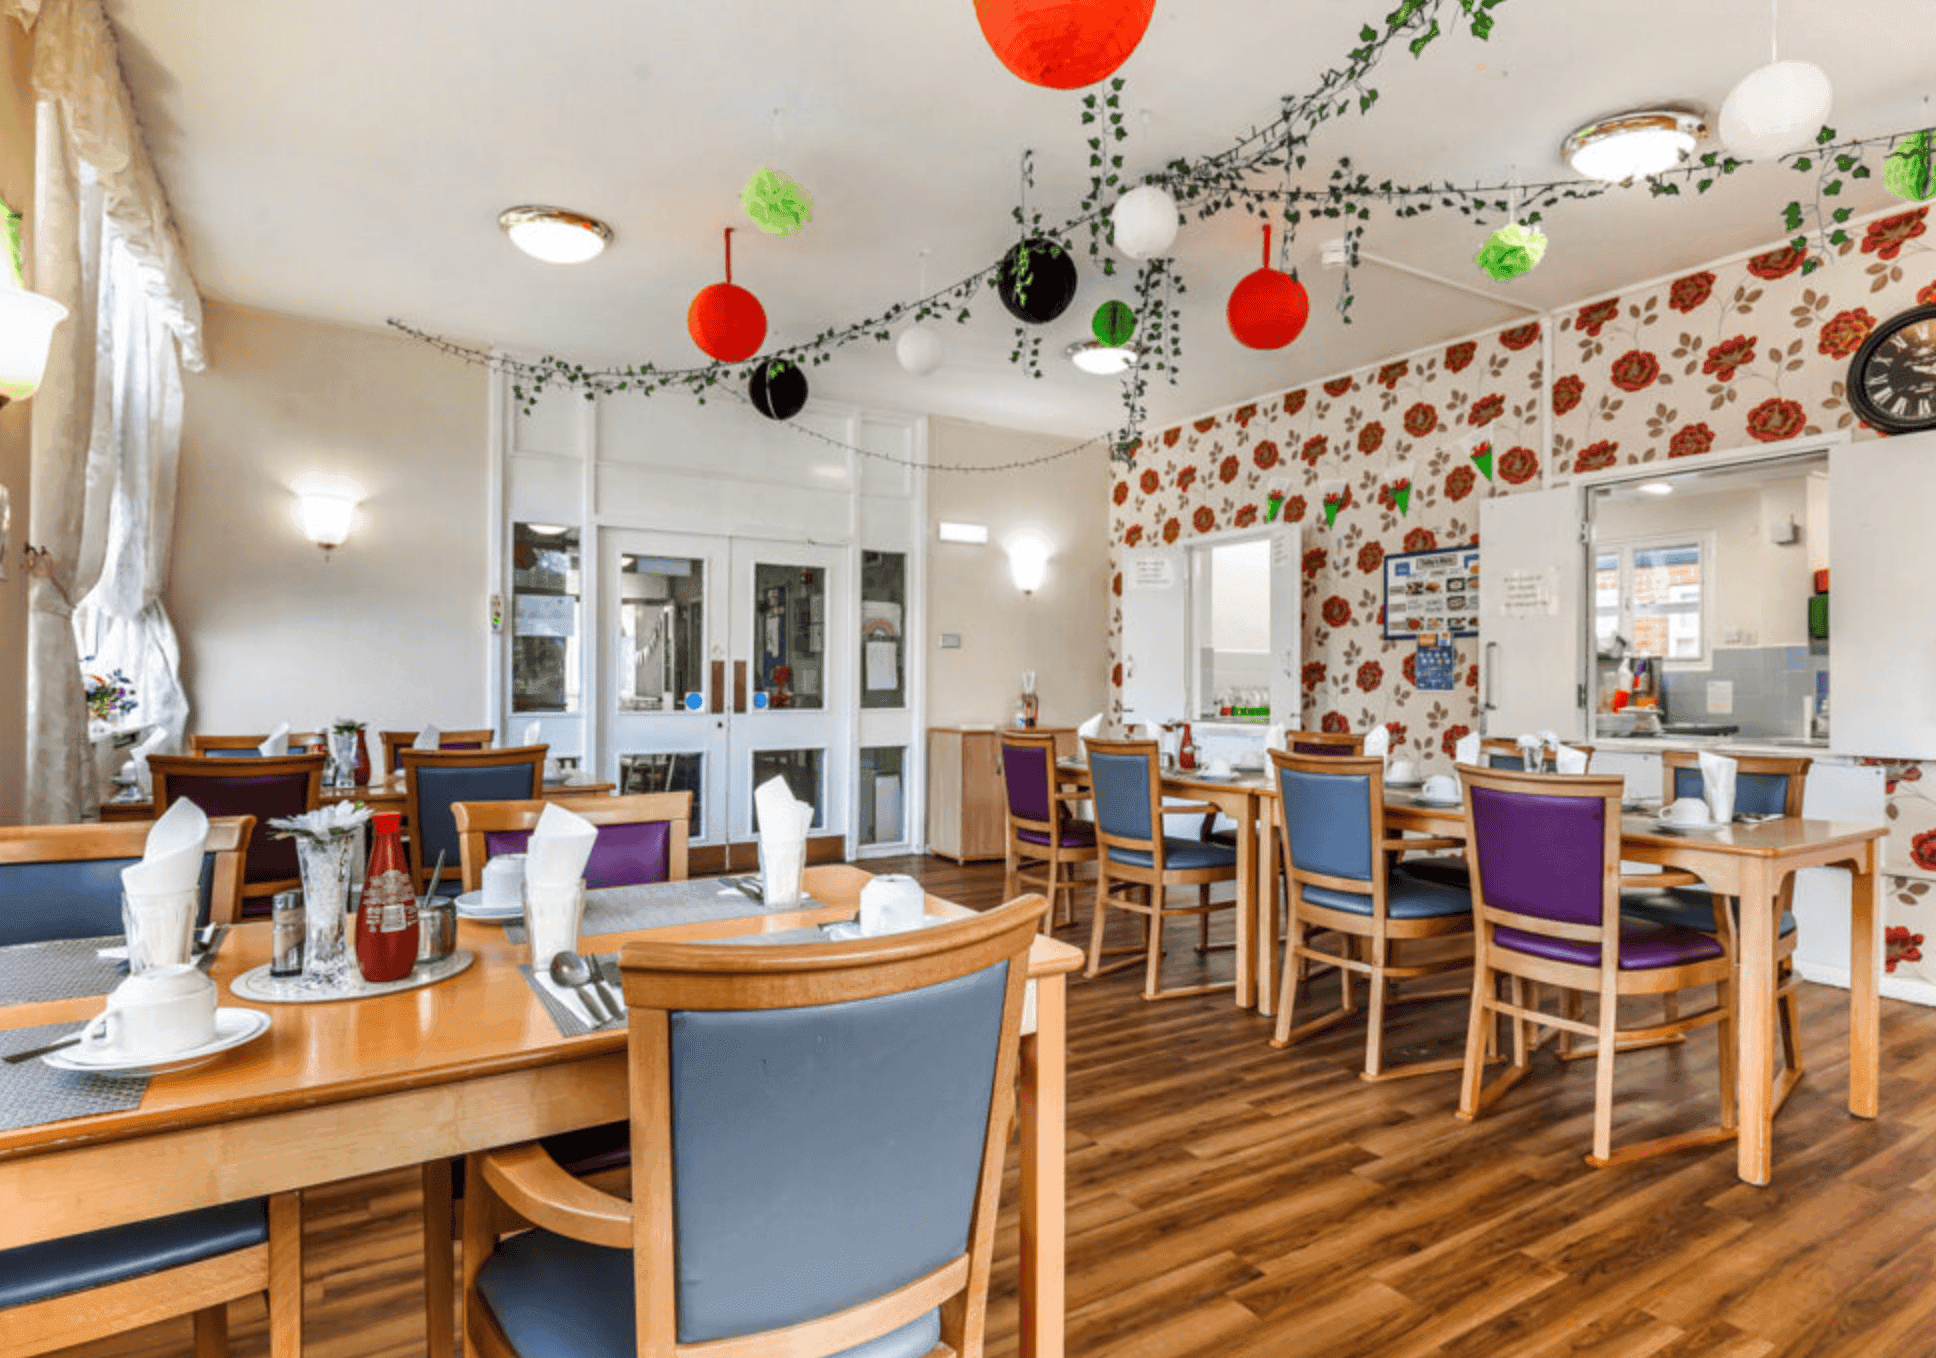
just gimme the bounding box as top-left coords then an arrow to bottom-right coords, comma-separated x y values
597,528 -> 850,862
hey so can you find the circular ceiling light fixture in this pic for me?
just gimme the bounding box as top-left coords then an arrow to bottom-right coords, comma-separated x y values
1562,109 -> 1706,183
497,206 -> 614,264
1066,339 -> 1142,375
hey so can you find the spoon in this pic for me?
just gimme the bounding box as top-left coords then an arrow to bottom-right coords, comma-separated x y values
548,950 -> 612,1026
4,1033 -> 81,1064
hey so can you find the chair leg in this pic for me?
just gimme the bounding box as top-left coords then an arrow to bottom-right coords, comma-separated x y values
1776,960 -> 1806,1113
1272,918 -> 1306,1046
1143,892 -> 1166,999
460,1156 -> 496,1358
266,1191 -> 304,1358
1590,993 -> 1619,1166
1663,990 -> 1680,1023
1457,967 -> 1491,1119
193,1306 -> 229,1358
423,1159 -> 456,1358
1339,937 -> 1357,1014
1197,905 -> 1211,953
1716,980 -> 1738,1132
1004,847 -> 1020,911
1363,939 -> 1389,1079
1085,872 -> 1112,979
1043,856 -> 1062,935
1509,976 -> 1530,1068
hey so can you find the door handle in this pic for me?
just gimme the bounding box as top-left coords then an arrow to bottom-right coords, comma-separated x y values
710,661 -> 725,715
1483,641 -> 1498,713
733,660 -> 747,714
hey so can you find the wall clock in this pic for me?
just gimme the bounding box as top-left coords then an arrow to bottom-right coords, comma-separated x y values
1848,303 -> 1936,434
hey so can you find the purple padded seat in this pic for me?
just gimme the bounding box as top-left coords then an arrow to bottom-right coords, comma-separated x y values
486,820 -> 672,891
1016,823 -> 1096,849
1494,920 -> 1724,970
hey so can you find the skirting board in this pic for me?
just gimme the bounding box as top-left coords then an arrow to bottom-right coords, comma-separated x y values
1795,960 -> 1936,1008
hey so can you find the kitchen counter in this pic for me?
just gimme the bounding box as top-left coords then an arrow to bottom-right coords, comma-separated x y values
1593,734 -> 1842,760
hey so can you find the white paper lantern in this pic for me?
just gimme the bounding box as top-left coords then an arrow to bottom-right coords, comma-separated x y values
1718,60 -> 1833,161
1110,184 -> 1179,262
896,322 -> 946,377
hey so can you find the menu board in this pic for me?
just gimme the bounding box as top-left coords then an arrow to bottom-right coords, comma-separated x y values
1382,545 -> 1480,640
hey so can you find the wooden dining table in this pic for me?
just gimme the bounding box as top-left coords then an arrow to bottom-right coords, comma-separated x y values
0,864 -> 1084,1358
1261,787 -> 1887,1186
98,777 -> 619,822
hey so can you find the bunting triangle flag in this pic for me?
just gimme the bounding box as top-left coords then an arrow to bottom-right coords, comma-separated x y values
1471,440 -> 1495,481
1322,493 -> 1345,529
1390,480 -> 1412,516
1264,491 -> 1285,523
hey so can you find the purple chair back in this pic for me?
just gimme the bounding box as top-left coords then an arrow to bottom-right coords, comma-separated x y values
156,768 -> 319,884
1000,742 -> 1054,824
1467,782 -> 1609,929
485,821 -> 673,891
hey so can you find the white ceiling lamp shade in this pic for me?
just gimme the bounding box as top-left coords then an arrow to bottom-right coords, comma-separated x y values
497,206 -> 613,264
896,322 -> 947,376
0,284 -> 68,405
1562,110 -> 1707,183
1066,339 -> 1142,375
1718,60 -> 1833,161
1110,183 -> 1179,261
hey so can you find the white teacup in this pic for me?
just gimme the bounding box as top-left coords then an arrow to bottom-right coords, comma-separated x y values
81,964 -> 218,1060
1421,774 -> 1460,803
482,852 -> 526,911
1207,757 -> 1234,778
1387,757 -> 1420,785
1662,796 -> 1714,827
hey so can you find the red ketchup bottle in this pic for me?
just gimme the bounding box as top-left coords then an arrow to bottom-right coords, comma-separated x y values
355,812 -> 419,983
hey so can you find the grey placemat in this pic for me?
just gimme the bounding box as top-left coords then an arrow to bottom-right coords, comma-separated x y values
0,935 -> 127,1005
0,1022 -> 151,1132
502,880 -> 827,944
519,953 -> 626,1038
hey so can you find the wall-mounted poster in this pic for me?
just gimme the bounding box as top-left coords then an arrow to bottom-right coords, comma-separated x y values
1414,636 -> 1457,691
1382,544 -> 1481,640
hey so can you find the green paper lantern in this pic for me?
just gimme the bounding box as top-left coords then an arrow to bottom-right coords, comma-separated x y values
1476,221 -> 1547,282
1390,480 -> 1412,516
741,167 -> 814,236
1471,440 -> 1495,481
1884,131 -> 1936,203
1093,299 -> 1137,346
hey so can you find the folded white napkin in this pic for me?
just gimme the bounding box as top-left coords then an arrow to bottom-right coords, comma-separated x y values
859,874 -> 928,936
1454,732 -> 1482,767
128,727 -> 169,797
123,798 -> 209,898
1363,725 -> 1391,762
532,967 -> 601,1029
527,802 -> 597,887
1076,712 -> 1105,741
413,723 -> 442,750
1554,744 -> 1590,775
755,775 -> 812,906
522,719 -> 542,747
1265,723 -> 1289,753
257,722 -> 290,756
1699,751 -> 1738,824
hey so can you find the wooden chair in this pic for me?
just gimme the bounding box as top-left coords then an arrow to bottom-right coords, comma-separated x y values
399,746 -> 545,895
1284,730 -> 1365,756
188,733 -> 325,757
1456,766 -> 1738,1167
1626,751 -> 1814,1111
1478,738 -> 1595,771
0,817 -> 254,945
1000,731 -> 1096,933
147,754 -> 326,911
0,820 -> 298,1358
381,728 -> 495,779
453,793 -> 692,891
1268,751 -> 1473,1080
459,895 -> 1046,1358
1084,737 -> 1238,1001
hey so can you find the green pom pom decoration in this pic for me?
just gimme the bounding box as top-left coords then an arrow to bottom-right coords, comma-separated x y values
741,167 -> 814,236
1476,221 -> 1548,282
1092,299 -> 1137,346
1884,131 -> 1936,204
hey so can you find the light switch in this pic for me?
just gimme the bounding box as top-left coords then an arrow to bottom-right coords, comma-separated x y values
1706,680 -> 1734,714
939,633 -> 962,650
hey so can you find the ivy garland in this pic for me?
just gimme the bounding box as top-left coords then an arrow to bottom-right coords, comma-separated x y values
390,0 -> 1933,468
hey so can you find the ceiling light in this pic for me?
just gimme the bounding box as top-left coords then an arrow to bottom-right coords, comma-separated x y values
1638,481 -> 1675,496
1562,109 -> 1706,183
1067,339 -> 1143,375
523,523 -> 570,535
497,206 -> 613,264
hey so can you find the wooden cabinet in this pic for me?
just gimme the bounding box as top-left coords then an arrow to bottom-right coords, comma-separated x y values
927,726 -> 1077,863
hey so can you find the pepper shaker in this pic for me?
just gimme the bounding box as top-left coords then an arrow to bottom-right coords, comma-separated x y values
270,889 -> 305,977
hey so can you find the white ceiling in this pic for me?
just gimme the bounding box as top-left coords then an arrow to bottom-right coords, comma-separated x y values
108,0 -> 1933,437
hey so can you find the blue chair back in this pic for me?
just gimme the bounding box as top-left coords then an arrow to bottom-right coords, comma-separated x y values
1087,746 -> 1155,846
1486,753 -> 1527,771
667,959 -> 1009,1342
0,854 -> 219,946
1669,763 -> 1801,817
1274,756 -> 1376,884
412,760 -> 542,886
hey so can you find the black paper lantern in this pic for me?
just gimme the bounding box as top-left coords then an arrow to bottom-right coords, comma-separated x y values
748,358 -> 808,421
997,237 -> 1079,324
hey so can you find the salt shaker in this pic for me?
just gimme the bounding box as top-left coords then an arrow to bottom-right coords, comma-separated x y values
270,889 -> 305,976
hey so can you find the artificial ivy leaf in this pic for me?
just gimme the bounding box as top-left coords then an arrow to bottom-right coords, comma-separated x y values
1816,125 -> 1836,145
1360,23 -> 1377,39
1407,19 -> 1440,55
1852,165 -> 1871,179
1471,12 -> 1493,37
1832,206 -> 1852,222
1791,157 -> 1811,172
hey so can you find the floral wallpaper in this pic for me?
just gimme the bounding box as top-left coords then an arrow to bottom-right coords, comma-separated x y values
1106,202 -> 1936,985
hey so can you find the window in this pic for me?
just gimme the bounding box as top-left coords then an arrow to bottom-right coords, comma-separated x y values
1594,536 -> 1710,663
511,524 -> 582,712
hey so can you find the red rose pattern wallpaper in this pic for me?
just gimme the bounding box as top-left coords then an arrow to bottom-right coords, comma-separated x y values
1105,204 -> 1936,986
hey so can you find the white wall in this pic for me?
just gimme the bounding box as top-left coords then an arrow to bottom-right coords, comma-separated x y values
170,301 -> 489,736
925,417 -> 1109,728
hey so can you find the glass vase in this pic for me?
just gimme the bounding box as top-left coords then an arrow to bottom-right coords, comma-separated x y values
296,834 -> 359,986
327,731 -> 358,789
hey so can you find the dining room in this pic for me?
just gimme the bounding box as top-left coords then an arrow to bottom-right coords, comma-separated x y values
4,3 -> 1936,1357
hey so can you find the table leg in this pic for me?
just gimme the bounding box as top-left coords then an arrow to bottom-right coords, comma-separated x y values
1234,798 -> 1256,1009
1736,857 -> 1776,1186
1019,975 -> 1066,1358
1849,846 -> 1881,1120
1257,805 -> 1280,1018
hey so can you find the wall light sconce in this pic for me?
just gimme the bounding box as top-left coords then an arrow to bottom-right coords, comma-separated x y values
0,282 -> 67,408
1006,534 -> 1051,595
296,488 -> 359,553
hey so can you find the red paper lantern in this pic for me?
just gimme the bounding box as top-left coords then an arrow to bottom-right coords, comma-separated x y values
688,227 -> 767,363
1226,224 -> 1309,351
974,0 -> 1157,90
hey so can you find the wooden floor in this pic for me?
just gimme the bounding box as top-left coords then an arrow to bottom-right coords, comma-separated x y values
55,856 -> 1936,1358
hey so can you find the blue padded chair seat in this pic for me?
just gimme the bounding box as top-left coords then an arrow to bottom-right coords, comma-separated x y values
1622,887 -> 1797,938
1495,919 -> 1725,971
0,1199 -> 266,1309
1300,876 -> 1472,920
475,1230 -> 942,1358
1106,839 -> 1238,871
1395,855 -> 1469,888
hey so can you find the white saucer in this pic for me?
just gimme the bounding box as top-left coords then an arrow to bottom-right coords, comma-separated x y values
456,890 -> 521,919
1386,778 -> 1424,790
1187,770 -> 1238,782
44,1007 -> 270,1075
1653,815 -> 1726,835
1410,793 -> 1463,808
